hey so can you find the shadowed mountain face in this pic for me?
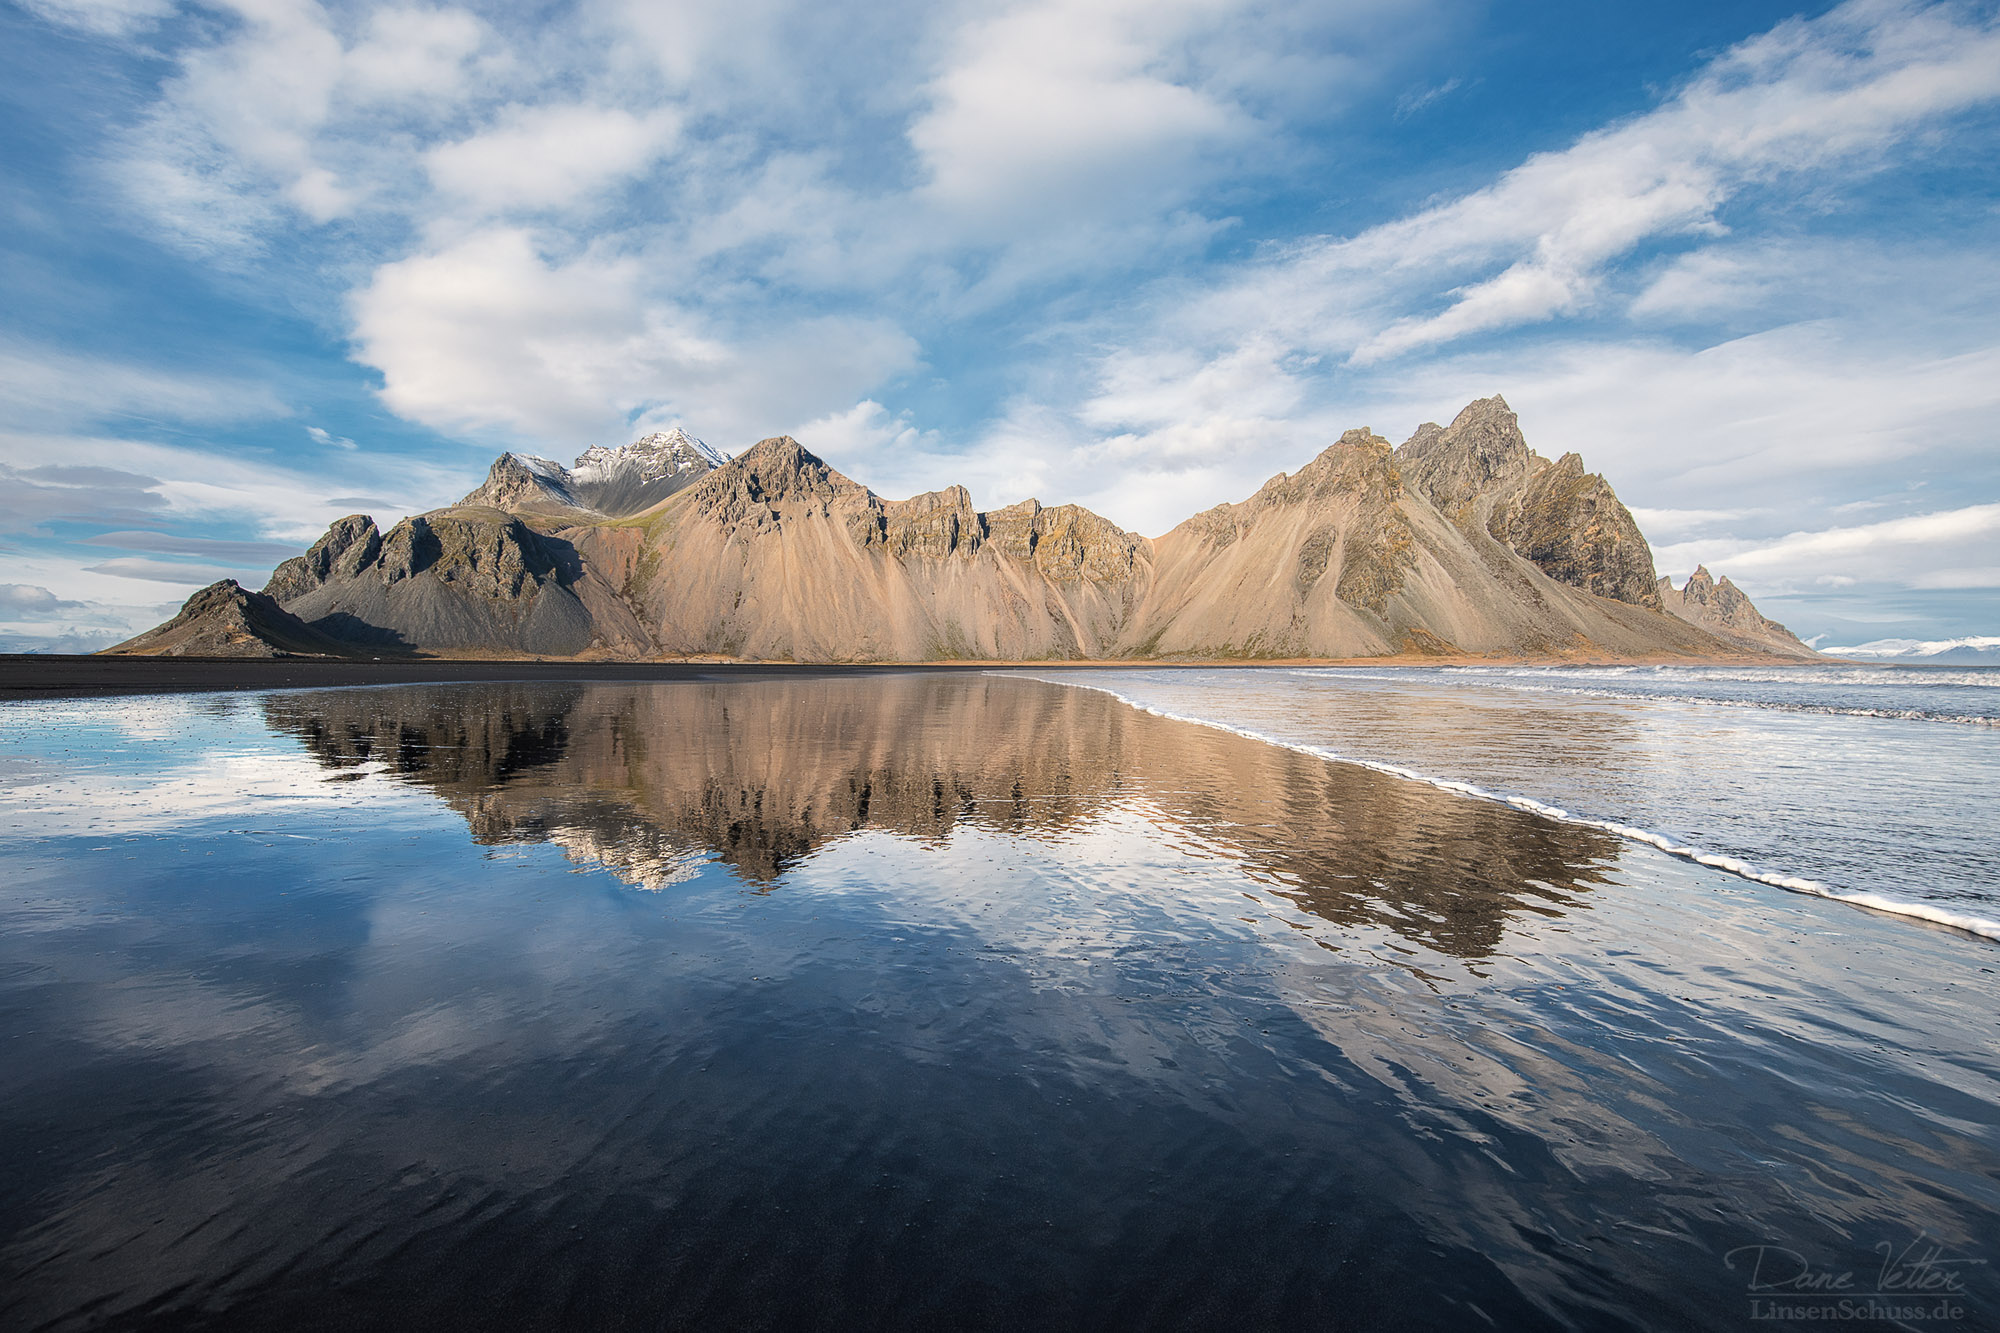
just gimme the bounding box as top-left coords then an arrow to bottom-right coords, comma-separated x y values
105,579 -> 352,658
110,401 -> 1807,662
262,674 -> 1620,961
1396,396 -> 1663,611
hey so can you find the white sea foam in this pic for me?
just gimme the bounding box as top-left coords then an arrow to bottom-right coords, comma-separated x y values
1012,673 -> 2000,945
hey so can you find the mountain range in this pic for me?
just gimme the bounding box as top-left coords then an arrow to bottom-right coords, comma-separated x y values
1818,635 -> 2000,665
108,396 -> 1816,663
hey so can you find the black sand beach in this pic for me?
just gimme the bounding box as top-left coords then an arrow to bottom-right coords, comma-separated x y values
0,654 -> 981,700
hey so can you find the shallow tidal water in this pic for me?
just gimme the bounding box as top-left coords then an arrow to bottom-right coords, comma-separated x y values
1027,664 -> 2000,929
1,673 -> 1995,1331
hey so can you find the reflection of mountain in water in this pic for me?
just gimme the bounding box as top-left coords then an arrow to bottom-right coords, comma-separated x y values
263,675 -> 1620,959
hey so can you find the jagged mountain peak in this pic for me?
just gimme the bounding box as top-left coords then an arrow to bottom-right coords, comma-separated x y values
115,390 -> 1815,665
1659,565 -> 1813,657
456,427 -> 726,521
690,436 -> 871,517
574,427 -> 725,480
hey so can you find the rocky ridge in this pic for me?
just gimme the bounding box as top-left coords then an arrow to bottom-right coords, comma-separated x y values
1658,566 -> 1813,658
1398,397 -> 1663,610
106,580 -> 351,658
457,428 -> 725,521
106,405 -> 1815,662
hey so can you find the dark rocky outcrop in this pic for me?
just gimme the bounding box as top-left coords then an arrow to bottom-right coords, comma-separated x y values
104,580 -> 355,658
1492,453 -> 1663,610
273,512 -> 595,657
263,514 -> 382,604
1398,396 -> 1663,611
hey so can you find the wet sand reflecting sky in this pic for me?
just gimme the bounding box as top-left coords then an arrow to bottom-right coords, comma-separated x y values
1,674 -> 1994,1330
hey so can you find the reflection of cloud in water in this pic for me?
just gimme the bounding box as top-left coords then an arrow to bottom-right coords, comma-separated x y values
262,675 -> 1622,961
4,678 -> 1997,1330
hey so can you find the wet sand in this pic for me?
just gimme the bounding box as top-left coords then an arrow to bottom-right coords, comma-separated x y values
2,674 -> 1993,1329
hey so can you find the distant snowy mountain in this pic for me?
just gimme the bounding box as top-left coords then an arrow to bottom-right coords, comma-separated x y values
1822,635 -> 2000,665
456,428 -> 724,520
569,429 -> 726,517
574,428 -> 725,480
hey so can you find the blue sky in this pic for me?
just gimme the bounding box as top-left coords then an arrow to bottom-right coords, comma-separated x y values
3,0 -> 1998,651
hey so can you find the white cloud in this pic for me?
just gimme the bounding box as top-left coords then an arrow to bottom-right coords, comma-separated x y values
788,400 -> 930,475
424,104 -> 680,215
910,0 -> 1251,229
0,342 -> 289,429
306,426 -> 357,450
85,531 -> 305,562
350,228 -> 919,449
83,557 -> 247,585
1629,250 -> 1784,319
105,1 -> 506,249
342,6 -> 495,105
1395,76 -> 1463,121
1626,507 -> 1768,538
19,0 -> 170,36
0,584 -> 89,618
140,0 -> 352,233
0,430 -> 461,547
1652,503 -> 2000,594
1128,0 -> 2000,371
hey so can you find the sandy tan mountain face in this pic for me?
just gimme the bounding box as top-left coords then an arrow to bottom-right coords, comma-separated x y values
106,580 -> 351,658
262,675 -> 1620,959
1129,413 -> 1723,659
1659,565 -> 1816,658
106,401 -> 1812,662
567,437 -> 1151,660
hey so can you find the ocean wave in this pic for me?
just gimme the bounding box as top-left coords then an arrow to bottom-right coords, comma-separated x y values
1018,674 -> 2000,945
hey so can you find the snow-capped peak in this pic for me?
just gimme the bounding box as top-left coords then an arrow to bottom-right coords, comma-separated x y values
508,453 -> 571,481
573,428 -> 725,482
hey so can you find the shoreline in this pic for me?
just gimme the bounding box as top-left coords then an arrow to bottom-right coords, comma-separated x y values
5,650 -> 1842,700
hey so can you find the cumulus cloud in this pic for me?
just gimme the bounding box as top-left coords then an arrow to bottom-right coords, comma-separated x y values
424,104 -> 680,215
910,0 -> 1251,228
0,626 -> 132,654
0,584 -> 89,618
342,6 -> 496,105
350,228 -> 918,448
